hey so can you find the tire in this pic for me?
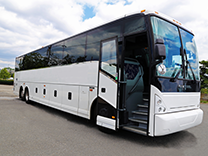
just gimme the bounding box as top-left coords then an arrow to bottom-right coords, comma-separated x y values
25,89 -> 30,104
90,100 -> 98,124
19,88 -> 24,100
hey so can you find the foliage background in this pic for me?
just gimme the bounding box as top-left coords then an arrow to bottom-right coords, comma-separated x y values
200,60 -> 208,89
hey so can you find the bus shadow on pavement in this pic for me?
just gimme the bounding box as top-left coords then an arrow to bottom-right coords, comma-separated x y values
28,100 -> 96,128
26,100 -> 197,148
115,128 -> 197,148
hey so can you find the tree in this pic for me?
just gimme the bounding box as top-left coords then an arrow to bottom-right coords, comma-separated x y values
0,68 -> 11,79
199,60 -> 208,88
5,67 -> 14,77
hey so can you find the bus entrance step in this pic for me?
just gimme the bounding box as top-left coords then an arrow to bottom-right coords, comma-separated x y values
129,117 -> 147,124
132,111 -> 148,121
122,126 -> 147,135
143,96 -> 149,105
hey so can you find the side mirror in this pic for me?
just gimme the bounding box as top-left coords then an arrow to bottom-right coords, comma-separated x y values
155,39 -> 166,60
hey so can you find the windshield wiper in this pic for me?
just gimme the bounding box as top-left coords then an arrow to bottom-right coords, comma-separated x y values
170,49 -> 197,82
184,49 -> 196,81
186,60 -> 196,81
170,65 -> 182,82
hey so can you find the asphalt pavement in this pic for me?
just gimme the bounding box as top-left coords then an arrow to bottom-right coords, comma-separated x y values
0,84 -> 207,156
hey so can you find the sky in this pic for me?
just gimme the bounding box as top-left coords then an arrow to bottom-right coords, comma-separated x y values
0,0 -> 207,69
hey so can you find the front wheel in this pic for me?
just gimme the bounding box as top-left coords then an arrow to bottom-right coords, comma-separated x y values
19,88 -> 25,101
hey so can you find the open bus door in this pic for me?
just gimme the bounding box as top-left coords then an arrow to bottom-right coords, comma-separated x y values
96,37 -> 119,131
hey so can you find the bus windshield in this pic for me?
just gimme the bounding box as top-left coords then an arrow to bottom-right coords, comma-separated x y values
151,16 -> 200,80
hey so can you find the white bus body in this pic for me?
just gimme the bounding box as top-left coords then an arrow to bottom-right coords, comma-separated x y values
14,10 -> 203,136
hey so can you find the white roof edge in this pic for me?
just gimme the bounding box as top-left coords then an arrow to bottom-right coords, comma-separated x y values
141,9 -> 193,34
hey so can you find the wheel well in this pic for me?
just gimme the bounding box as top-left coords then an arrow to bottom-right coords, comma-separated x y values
19,86 -> 23,93
90,98 -> 98,123
19,86 -> 24,99
25,87 -> 29,94
19,86 -> 23,95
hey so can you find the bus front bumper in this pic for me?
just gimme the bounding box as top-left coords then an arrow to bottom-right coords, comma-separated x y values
154,108 -> 203,136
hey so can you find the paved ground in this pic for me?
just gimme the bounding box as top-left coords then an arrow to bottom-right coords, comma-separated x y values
0,85 -> 207,156
0,84 -> 17,98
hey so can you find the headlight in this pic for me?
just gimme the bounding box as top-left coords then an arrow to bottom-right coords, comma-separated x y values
155,95 -> 166,113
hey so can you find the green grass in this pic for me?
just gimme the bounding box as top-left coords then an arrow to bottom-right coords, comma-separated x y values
0,79 -> 14,85
201,88 -> 208,103
201,100 -> 208,104
201,88 -> 208,94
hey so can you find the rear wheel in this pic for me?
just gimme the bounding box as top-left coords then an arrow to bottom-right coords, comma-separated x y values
25,89 -> 30,104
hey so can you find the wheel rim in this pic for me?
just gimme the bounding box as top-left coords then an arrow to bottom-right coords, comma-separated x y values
21,90 -> 24,98
26,91 -> 29,101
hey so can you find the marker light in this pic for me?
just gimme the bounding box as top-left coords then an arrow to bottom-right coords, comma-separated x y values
173,19 -> 181,25
141,9 -> 146,13
112,116 -> 115,119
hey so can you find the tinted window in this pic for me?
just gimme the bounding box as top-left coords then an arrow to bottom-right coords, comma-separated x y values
85,42 -> 99,61
15,56 -> 23,71
63,45 -> 86,64
21,47 -> 48,70
36,47 -> 49,68
63,34 -> 86,64
101,39 -> 117,78
87,24 -> 121,44
124,16 -> 146,35
65,34 -> 86,47
49,42 -> 64,66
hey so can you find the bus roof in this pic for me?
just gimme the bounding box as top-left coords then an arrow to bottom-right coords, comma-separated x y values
16,9 -> 193,58
139,9 -> 193,34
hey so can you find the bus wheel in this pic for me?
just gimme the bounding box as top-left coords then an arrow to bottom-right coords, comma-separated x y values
19,88 -> 24,100
25,89 -> 30,104
90,100 -> 98,124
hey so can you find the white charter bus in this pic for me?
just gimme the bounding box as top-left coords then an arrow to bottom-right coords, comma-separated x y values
14,10 -> 203,136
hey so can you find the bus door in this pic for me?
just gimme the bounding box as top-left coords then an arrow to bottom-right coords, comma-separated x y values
96,37 -> 119,131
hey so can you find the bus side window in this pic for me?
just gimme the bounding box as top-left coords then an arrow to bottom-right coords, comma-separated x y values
49,42 -> 64,66
43,89 -> 46,95
68,92 -> 72,100
85,42 -> 100,61
63,34 -> 86,65
54,90 -> 57,97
